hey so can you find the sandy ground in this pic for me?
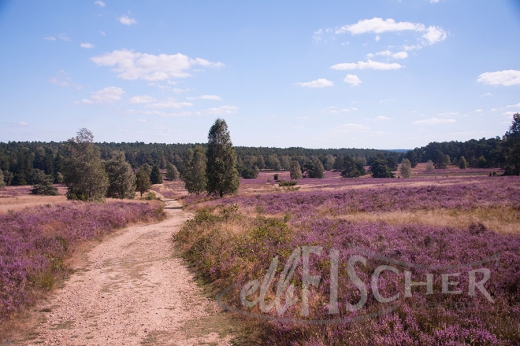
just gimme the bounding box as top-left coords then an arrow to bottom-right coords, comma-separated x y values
14,198 -> 234,345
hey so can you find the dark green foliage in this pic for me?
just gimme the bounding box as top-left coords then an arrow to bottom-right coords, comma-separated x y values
278,180 -> 297,187
459,156 -> 468,169
404,150 -> 418,167
206,119 -> 240,197
433,149 -> 448,169
30,169 -> 57,195
105,152 -> 136,199
304,157 -> 324,178
274,173 -> 279,181
371,159 -> 395,178
135,168 -> 151,197
290,161 -> 302,180
340,155 -> 366,178
239,163 -> 259,179
503,114 -> 520,175
166,162 -> 179,180
150,165 -> 162,184
62,129 -> 108,201
182,146 -> 208,194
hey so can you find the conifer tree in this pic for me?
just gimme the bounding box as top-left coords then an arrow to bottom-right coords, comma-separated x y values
182,146 -> 208,194
150,165 -> 162,184
206,119 -> 240,197
105,152 -> 136,199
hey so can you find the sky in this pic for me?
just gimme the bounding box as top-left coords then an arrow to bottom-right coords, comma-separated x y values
1,0 -> 520,149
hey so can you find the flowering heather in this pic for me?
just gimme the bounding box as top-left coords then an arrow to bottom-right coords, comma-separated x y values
0,201 -> 165,320
176,205 -> 520,345
176,176 -> 520,344
205,176 -> 520,216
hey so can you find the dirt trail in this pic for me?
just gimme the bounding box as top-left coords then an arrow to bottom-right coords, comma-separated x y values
24,199 -> 234,345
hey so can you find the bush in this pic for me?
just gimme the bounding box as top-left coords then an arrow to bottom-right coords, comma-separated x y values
274,174 -> 279,181
278,180 -> 297,187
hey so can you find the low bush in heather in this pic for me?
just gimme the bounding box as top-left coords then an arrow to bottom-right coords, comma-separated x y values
0,201 -> 165,321
175,204 -> 520,345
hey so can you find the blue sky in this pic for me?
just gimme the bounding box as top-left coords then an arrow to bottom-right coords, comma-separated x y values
1,0 -> 519,149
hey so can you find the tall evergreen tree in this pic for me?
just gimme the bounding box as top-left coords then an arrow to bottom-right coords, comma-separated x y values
503,113 -> 520,175
206,119 -> 240,197
182,146 -> 208,194
341,155 -> 363,178
290,161 -> 302,180
62,128 -> 108,201
105,152 -> 136,199
150,164 -> 163,184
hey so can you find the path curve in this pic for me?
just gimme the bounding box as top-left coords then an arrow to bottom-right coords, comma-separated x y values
28,199 -> 233,345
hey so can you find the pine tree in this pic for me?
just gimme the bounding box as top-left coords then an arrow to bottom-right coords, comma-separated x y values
290,161 -> 302,180
341,155 -> 361,178
503,114 -> 520,175
150,165 -> 162,184
206,119 -> 240,197
371,159 -> 395,178
105,152 -> 136,199
182,146 -> 208,194
136,168 -> 151,197
62,128 -> 108,201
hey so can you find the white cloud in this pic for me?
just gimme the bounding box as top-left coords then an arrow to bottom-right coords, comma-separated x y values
477,70 -> 520,86
325,106 -> 352,113
375,35 -> 381,42
294,78 -> 334,88
313,28 -> 333,42
49,70 -> 83,90
148,99 -> 193,109
19,122 -> 29,126
99,30 -> 106,36
197,105 -> 238,116
481,92 -> 493,97
44,36 -> 56,41
138,119 -> 146,122
503,111 -> 517,117
129,95 -> 156,104
57,34 -> 71,42
475,109 -> 483,112
80,42 -> 95,49
118,15 -> 137,26
423,26 -> 447,44
507,103 -> 520,108
373,131 -> 390,134
200,95 -> 222,100
371,116 -> 393,122
336,18 -> 425,35
368,50 -> 408,59
430,0 -> 440,3
77,86 -> 124,104
413,117 -> 456,125
335,17 -> 446,47
392,51 -> 408,59
91,49 -> 224,81
331,60 -> 403,71
332,123 -> 370,133
344,74 -> 361,86
94,1 -> 105,6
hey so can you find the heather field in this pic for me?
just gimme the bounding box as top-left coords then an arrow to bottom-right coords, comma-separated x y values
0,201 -> 165,322
175,174 -> 520,345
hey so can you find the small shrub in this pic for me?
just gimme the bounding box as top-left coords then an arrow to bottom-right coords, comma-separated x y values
145,192 -> 157,200
274,174 -> 279,181
278,180 -> 297,187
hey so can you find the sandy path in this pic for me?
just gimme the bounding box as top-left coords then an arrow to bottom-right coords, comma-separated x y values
26,199 -> 233,345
